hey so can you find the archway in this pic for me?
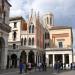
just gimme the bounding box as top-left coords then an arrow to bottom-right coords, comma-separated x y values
55,54 -> 62,62
20,50 -> 27,63
11,54 -> 17,68
28,50 -> 34,64
0,37 -> 5,69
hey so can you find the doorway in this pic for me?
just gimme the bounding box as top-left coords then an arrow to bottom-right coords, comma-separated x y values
11,54 -> 17,68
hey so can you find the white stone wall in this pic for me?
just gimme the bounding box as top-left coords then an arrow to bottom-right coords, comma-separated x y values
73,53 -> 75,62
4,1 -> 10,25
8,20 -> 21,42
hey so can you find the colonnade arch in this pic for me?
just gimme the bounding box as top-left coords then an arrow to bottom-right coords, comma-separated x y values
11,54 -> 17,68
0,37 -> 5,69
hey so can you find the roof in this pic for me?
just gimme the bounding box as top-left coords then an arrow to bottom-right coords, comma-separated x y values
6,0 -> 11,7
49,26 -> 72,30
10,16 -> 25,21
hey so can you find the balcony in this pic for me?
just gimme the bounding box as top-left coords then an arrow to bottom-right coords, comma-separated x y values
45,46 -> 73,51
19,45 -> 37,50
8,45 -> 20,51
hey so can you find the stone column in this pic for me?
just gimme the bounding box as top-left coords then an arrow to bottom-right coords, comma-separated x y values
27,52 -> 28,63
35,53 -> 36,63
46,54 -> 49,67
69,54 -> 72,64
17,59 -> 19,67
38,56 -> 40,63
63,54 -> 65,64
53,54 -> 55,67
62,54 -> 65,68
36,55 -> 38,65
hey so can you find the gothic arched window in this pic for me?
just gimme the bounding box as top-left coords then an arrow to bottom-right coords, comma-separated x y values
21,38 -> 23,46
50,17 -> 52,25
32,38 -> 34,45
29,38 -> 31,45
24,38 -> 26,45
32,25 -> 34,33
29,25 -> 31,33
47,17 -> 49,24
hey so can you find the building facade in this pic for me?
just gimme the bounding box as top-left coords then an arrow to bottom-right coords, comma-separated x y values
8,11 -> 45,68
43,12 -> 73,67
0,0 -> 11,69
8,10 -> 73,68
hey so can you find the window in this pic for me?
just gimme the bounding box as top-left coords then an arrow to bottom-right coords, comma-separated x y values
24,38 -> 26,45
29,25 -> 31,33
13,44 -> 16,49
47,17 -> 49,24
45,32 -> 49,39
58,42 -> 63,48
21,38 -> 23,46
32,25 -> 34,33
32,38 -> 34,45
14,22 -> 17,28
50,17 -> 52,25
29,38 -> 31,45
13,31 -> 16,40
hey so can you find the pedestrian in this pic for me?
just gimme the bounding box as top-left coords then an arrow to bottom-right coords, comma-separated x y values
28,62 -> 32,73
34,63 -> 37,71
38,62 -> 42,71
42,62 -> 44,71
57,61 -> 60,73
19,60 -> 24,74
64,63 -> 66,70
70,63 -> 72,70
24,62 -> 27,73
44,63 -> 47,71
54,62 -> 57,71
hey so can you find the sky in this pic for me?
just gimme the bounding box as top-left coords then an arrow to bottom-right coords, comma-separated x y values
8,0 -> 75,51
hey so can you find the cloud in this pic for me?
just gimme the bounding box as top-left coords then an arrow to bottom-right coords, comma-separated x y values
9,0 -> 75,27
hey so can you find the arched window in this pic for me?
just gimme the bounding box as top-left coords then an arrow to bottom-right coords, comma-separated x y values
47,17 -> 49,24
32,38 -> 34,45
20,51 -> 27,63
21,38 -> 23,46
29,38 -> 31,45
13,31 -> 16,40
50,17 -> 52,25
24,38 -> 26,45
32,25 -> 34,33
29,25 -> 31,33
28,50 -> 34,63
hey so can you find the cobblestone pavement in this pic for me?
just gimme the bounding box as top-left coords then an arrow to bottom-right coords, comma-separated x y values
0,68 -> 75,75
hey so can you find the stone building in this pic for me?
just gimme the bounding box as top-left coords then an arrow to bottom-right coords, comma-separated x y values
0,0 -> 11,69
8,10 -> 45,68
8,10 -> 73,68
43,12 -> 73,67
